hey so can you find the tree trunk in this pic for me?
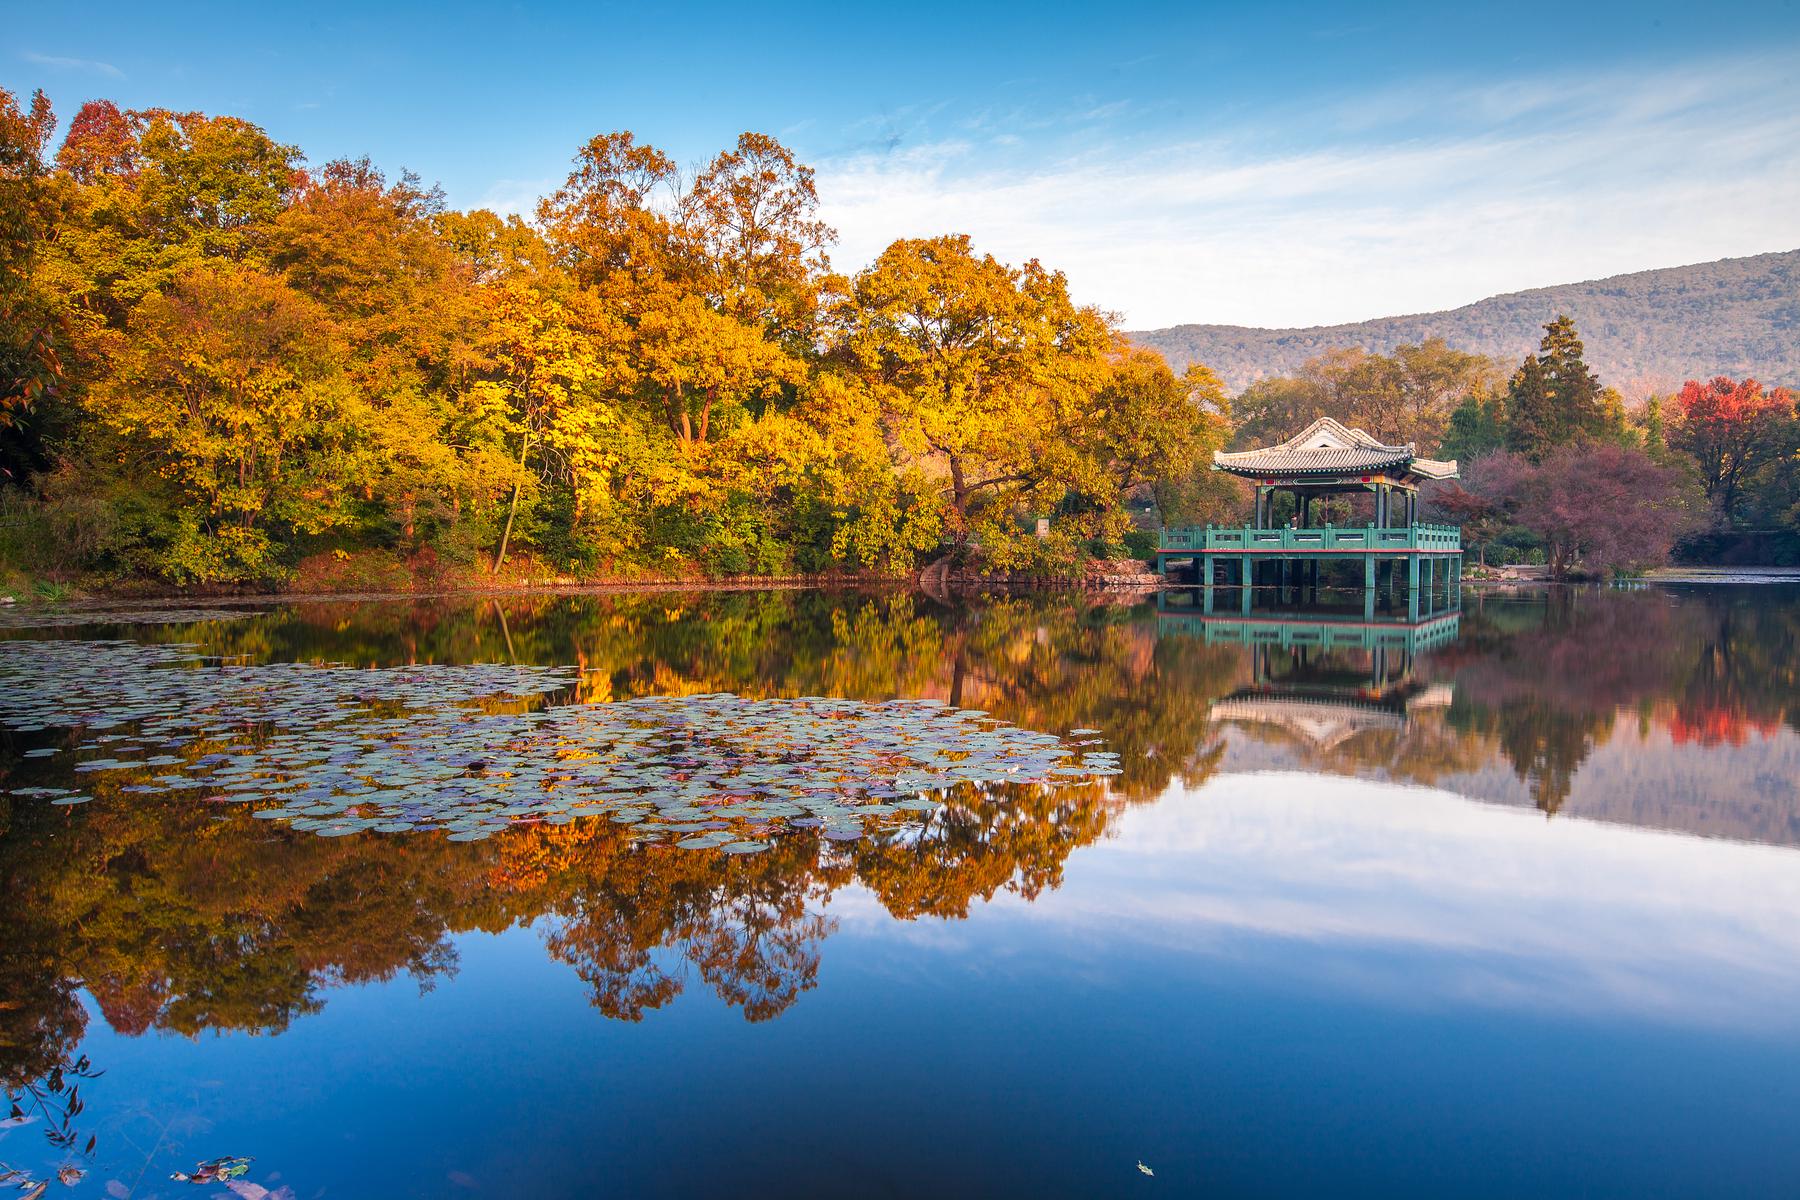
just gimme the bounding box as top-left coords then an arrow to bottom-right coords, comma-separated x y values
491,433 -> 530,575
948,454 -> 968,533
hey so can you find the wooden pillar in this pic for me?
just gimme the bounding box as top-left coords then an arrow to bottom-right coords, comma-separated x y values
1202,555 -> 1214,587
1407,554 -> 1421,622
1363,554 -> 1377,621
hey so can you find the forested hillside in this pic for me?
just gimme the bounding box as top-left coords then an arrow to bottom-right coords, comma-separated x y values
1133,250 -> 1800,394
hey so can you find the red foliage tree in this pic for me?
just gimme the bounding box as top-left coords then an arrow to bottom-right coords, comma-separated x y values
55,98 -> 137,182
1462,445 -> 1697,578
1669,375 -> 1796,517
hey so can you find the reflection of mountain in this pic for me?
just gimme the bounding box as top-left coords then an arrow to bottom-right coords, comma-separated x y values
1208,588 -> 1800,845
3,583 -> 1797,1100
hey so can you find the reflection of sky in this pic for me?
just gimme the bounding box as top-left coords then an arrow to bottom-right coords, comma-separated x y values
47,772 -> 1800,1199
837,772 -> 1800,1031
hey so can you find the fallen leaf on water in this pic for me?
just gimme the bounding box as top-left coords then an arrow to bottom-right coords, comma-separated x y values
170,1156 -> 253,1184
57,1164 -> 86,1185
1137,1160 -> 1155,1177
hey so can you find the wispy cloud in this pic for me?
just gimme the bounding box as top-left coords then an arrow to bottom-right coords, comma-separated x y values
22,50 -> 124,78
479,177 -> 554,218
814,56 -> 1800,328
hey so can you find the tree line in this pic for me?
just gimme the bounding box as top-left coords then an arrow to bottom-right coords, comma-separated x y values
1232,316 -> 1797,575
4,85 -> 1793,589
0,87 -> 1228,588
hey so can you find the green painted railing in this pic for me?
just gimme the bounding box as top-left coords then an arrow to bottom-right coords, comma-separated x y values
1158,524 -> 1461,553
1157,612 -> 1463,653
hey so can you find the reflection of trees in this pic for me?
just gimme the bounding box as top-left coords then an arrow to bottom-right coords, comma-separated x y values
852,781 -> 1115,920
526,826 -> 846,1023
1442,588 -> 1799,814
0,590 -> 1247,1073
7,583 -> 1797,1079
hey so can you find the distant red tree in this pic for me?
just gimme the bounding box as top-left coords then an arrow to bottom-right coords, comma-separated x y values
1667,705 -> 1779,747
55,98 -> 137,182
1669,376 -> 1796,517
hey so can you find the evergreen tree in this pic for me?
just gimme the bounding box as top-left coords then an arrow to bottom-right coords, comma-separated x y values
1641,395 -> 1668,460
1442,391 -> 1505,462
1538,314 -> 1603,440
1504,353 -> 1557,460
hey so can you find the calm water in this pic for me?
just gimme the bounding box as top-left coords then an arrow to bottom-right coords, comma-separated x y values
2,585 -> 1798,1198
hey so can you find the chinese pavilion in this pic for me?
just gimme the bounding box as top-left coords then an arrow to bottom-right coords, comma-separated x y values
1155,417 -> 1464,619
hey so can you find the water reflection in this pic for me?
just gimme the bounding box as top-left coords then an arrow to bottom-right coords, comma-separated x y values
2,585 -> 1798,1180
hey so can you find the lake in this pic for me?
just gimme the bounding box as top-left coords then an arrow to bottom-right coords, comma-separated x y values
2,583 -> 1797,1198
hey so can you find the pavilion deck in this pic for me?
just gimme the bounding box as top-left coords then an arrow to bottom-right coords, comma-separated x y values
1157,523 -> 1462,556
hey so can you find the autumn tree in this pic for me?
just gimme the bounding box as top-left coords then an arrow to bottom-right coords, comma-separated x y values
1230,339 -> 1497,454
91,263 -> 363,579
0,88 -> 65,451
1668,375 -> 1797,519
684,132 -> 834,346
1084,350 -> 1233,526
537,130 -> 687,297
831,235 -> 1113,552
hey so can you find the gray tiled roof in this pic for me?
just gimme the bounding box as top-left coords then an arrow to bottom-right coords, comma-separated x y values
1213,416 -> 1459,480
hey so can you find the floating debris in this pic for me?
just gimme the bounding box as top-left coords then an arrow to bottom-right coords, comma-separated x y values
0,641 -> 1109,850
1137,1160 -> 1155,1177
171,1156 -> 254,1184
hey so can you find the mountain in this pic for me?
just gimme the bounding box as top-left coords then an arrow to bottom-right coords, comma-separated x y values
1129,249 -> 1800,395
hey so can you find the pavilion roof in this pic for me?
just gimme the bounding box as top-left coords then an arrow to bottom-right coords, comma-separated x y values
1213,417 -> 1458,480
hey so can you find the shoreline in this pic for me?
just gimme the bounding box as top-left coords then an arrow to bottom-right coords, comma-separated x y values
5,565 -> 1794,613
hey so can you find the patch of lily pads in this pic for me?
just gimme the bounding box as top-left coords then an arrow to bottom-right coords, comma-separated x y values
0,605 -> 257,630
0,639 -> 1114,850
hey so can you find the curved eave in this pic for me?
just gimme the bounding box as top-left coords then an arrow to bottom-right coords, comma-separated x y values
1410,458 -> 1460,480
1212,457 -> 1414,479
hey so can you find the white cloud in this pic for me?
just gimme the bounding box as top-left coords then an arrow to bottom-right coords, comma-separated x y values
478,177 -> 555,219
812,60 -> 1800,328
22,51 -> 124,78
835,771 -> 1800,1030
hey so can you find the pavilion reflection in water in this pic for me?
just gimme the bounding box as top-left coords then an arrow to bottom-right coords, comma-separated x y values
1159,587 -> 1460,754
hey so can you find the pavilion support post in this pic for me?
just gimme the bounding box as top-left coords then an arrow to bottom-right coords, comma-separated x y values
1240,576 -> 1253,615
1408,554 -> 1421,622
1202,555 -> 1214,588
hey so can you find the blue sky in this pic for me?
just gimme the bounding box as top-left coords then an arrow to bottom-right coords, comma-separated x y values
6,0 -> 1799,327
